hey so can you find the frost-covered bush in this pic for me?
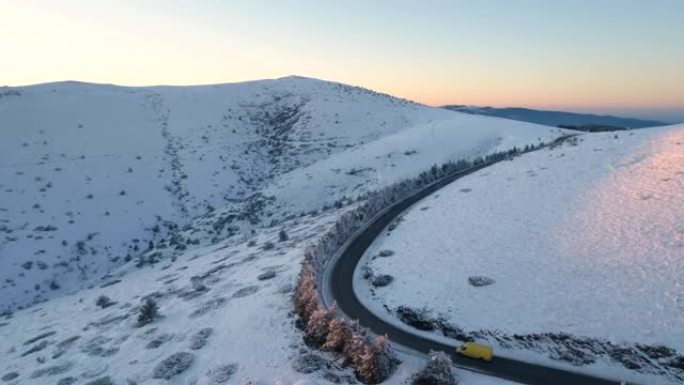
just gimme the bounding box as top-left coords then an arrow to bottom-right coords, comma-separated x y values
372,274 -> 393,287
410,351 -> 457,385
467,276 -> 495,287
153,352 -> 194,379
56,377 -> 76,385
84,376 -> 114,385
137,298 -> 159,326
396,306 -> 435,331
294,267 -> 318,325
257,270 -> 276,280
49,280 -> 60,290
1,372 -> 19,382
355,336 -> 394,384
95,295 -> 115,309
206,363 -> 238,383
292,353 -> 328,373
29,361 -> 74,378
189,328 -> 213,350
190,276 -> 207,292
146,334 -> 172,349
232,285 -> 259,298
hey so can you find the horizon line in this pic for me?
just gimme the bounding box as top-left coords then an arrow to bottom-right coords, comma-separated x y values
3,75 -> 682,123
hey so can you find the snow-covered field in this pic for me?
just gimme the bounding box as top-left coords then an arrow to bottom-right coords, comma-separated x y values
357,124 -> 684,383
0,77 -> 564,384
0,77 -> 560,312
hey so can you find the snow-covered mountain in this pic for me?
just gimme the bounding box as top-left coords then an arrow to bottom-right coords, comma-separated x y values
0,77 -> 563,385
0,76 -> 561,313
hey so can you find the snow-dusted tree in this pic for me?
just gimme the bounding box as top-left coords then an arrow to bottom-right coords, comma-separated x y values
305,307 -> 334,346
410,350 -> 457,385
323,318 -> 353,353
343,333 -> 369,367
358,336 -> 395,383
294,267 -> 318,324
137,298 -> 159,326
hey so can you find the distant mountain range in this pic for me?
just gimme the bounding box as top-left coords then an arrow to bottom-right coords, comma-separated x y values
442,105 -> 666,130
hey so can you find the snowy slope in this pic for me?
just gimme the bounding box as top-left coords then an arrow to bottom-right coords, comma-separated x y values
0,77 -> 561,313
263,115 -> 561,215
0,209 -> 348,385
356,124 -> 684,383
0,207 -> 523,385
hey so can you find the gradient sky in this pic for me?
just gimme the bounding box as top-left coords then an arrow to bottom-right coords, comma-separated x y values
2,0 -> 683,121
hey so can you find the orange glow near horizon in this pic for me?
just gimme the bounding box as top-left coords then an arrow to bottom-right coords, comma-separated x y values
1,1 -> 683,120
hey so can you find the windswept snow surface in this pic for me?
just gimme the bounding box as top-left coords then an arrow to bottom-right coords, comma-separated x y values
357,124 -> 684,383
0,77 -> 561,312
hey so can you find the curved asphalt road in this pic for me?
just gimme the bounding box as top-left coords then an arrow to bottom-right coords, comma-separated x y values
326,142 -> 631,385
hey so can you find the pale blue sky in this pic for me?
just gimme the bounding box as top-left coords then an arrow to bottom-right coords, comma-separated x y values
1,0 -> 683,121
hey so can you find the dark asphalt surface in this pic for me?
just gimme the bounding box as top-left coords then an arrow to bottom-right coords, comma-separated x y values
329,154 -> 631,385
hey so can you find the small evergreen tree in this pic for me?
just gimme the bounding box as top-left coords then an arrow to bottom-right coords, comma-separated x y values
279,229 -> 289,242
137,298 -> 159,326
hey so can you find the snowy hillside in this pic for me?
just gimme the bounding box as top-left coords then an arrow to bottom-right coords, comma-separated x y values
0,209 -> 518,385
0,77 -> 565,384
0,77 -> 561,312
356,124 -> 684,384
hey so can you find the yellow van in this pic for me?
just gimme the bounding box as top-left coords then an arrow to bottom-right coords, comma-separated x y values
456,342 -> 493,362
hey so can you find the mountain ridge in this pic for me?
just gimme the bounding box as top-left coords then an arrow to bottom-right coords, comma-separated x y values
442,105 -> 667,128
